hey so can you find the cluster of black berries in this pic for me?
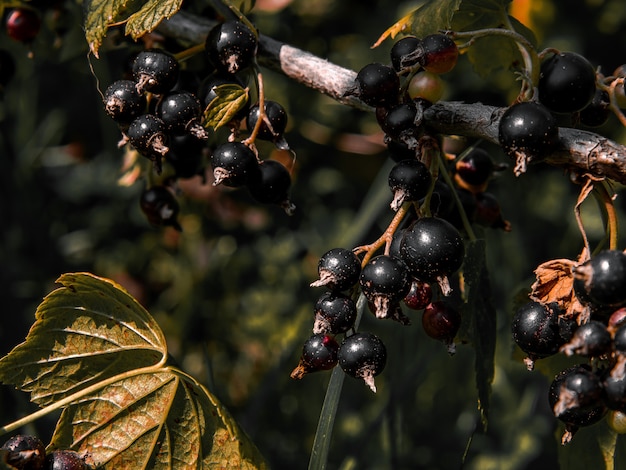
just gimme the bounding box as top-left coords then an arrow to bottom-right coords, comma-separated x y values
102,20 -> 296,230
1,434 -> 90,469
512,249 -> 626,443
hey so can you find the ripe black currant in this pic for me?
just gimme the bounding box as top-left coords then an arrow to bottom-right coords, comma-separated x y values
422,300 -> 461,354
548,364 -> 606,444
359,255 -> 411,322
103,79 -> 147,127
1,434 -> 46,470
310,248 -> 362,292
140,186 -> 182,231
209,141 -> 259,187
0,49 -> 16,89
44,449 -> 87,470
579,89 -> 610,127
498,101 -> 559,175
290,333 -> 339,379
353,62 -> 400,108
313,291 -> 357,335
132,49 -> 180,94
614,324 -> 626,353
399,216 -> 465,292
127,114 -> 170,173
388,158 -> 432,211
403,279 -> 432,310
511,300 -> 563,369
538,51 -> 597,113
454,148 -> 497,193
156,90 -> 208,139
246,100 -> 289,147
390,36 -> 422,73
473,192 -> 511,231
572,249 -> 626,307
246,159 -> 295,214
5,8 -> 41,44
420,33 -> 459,74
603,359 -> 626,412
559,320 -> 611,357
205,20 -> 258,75
166,134 -> 206,180
338,332 -> 387,393
378,101 -> 423,146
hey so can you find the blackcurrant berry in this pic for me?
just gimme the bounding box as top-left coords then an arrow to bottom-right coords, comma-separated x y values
538,51 -> 597,113
498,101 -> 559,175
44,449 -> 87,470
473,192 -> 511,231
290,333 -> 339,379
572,249 -> 626,307
378,101 -> 424,146
132,49 -> 180,94
407,70 -> 445,103
399,216 -> 465,291
403,279 -> 433,310
390,36 -> 422,73
359,255 -> 411,322
313,291 -> 357,335
511,300 -> 562,369
420,33 -> 459,74
615,324 -> 626,353
127,114 -> 170,173
579,89 -> 610,127
156,90 -> 208,139
453,147 -> 496,193
1,434 -> 46,470
205,20 -> 258,75
6,8 -> 41,44
166,134 -> 206,180
559,320 -> 611,357
422,300 -> 461,354
0,49 -> 16,88
140,186 -> 182,231
210,141 -> 259,187
246,100 -> 289,146
103,79 -> 147,127
354,62 -> 400,107
603,360 -> 626,412
246,159 -> 295,214
310,248 -> 361,292
548,364 -> 606,443
388,158 -> 432,211
338,332 -> 387,393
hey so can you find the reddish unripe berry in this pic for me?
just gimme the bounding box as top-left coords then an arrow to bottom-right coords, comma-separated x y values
6,8 -> 41,44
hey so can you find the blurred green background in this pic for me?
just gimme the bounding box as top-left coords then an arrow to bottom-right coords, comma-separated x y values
3,0 -> 626,468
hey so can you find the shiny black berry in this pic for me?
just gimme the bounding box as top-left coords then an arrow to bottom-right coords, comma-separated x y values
103,79 -> 146,126
420,33 -> 459,74
422,300 -> 461,354
572,250 -> 626,307
354,62 -> 400,107
127,114 -> 169,173
338,332 -> 387,392
290,333 -> 339,379
390,36 -> 422,73
132,49 -> 180,94
44,449 -> 87,470
579,89 -> 610,127
310,248 -> 362,292
156,90 -> 207,139
359,255 -> 411,321
604,361 -> 626,411
399,217 -> 465,289
313,291 -> 357,335
140,186 -> 182,231
246,100 -> 288,145
210,141 -> 259,187
511,300 -> 562,368
1,434 -> 46,470
498,101 -> 559,174
246,159 -> 295,214
453,147 -> 501,193
6,8 -> 41,44
403,279 -> 432,310
166,134 -> 206,179
388,158 -> 432,211
559,320 -> 611,357
378,101 -> 424,145
538,51 -> 597,113
615,324 -> 626,353
205,20 -> 258,75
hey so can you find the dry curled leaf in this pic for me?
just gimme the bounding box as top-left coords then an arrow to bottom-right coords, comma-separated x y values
530,258 -> 586,320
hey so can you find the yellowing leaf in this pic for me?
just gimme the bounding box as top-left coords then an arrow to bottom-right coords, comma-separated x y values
371,10 -> 415,48
83,0 -> 133,57
0,273 -> 167,406
203,84 -> 249,130
125,0 -> 184,41
48,367 -> 268,469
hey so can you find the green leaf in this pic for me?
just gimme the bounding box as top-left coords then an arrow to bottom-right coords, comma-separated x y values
125,0 -> 184,41
450,0 -> 513,32
461,238 -> 496,430
409,0 -> 462,38
83,0 -> 133,56
0,273 -> 167,406
203,84 -> 249,130
48,367 -> 267,469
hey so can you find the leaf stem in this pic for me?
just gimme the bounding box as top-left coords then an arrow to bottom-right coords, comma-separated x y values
594,181 -> 619,251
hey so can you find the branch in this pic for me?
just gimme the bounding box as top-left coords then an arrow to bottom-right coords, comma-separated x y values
158,11 -> 626,185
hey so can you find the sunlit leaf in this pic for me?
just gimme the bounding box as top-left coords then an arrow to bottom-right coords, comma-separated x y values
48,367 -> 268,469
0,273 -> 167,406
371,9 -> 416,48
203,84 -> 249,130
83,0 -> 134,57
125,0 -> 184,41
